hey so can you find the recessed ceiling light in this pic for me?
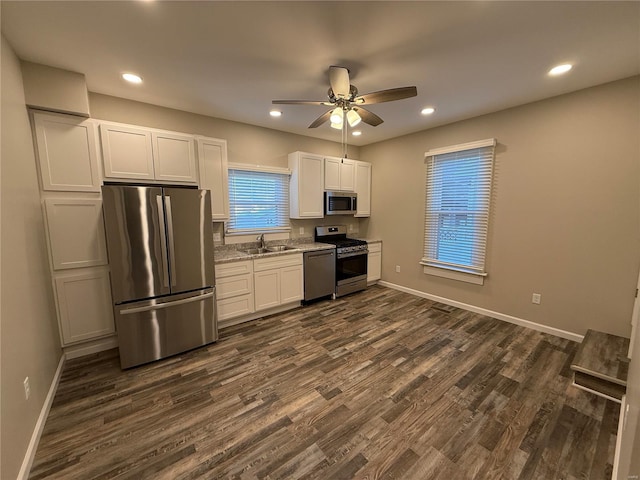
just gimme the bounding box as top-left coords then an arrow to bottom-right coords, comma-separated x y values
122,73 -> 142,84
352,130 -> 362,136
421,107 -> 435,115
548,64 -> 572,76
269,110 -> 282,117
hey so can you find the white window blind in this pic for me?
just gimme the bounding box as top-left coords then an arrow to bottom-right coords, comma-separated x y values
422,139 -> 496,276
227,168 -> 290,234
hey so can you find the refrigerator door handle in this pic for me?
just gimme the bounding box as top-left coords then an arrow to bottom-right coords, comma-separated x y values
119,291 -> 215,315
164,195 -> 177,287
156,195 -> 170,287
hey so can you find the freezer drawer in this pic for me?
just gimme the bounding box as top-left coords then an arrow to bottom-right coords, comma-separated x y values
115,288 -> 217,368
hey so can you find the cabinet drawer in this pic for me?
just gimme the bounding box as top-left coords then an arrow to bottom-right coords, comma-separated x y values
215,260 -> 253,278
216,274 -> 252,300
217,294 -> 254,321
253,253 -> 303,272
368,242 -> 382,253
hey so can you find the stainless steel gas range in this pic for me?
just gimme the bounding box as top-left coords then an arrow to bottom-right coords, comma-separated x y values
315,225 -> 368,297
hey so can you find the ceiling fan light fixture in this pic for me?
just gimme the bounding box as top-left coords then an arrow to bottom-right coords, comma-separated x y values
346,109 -> 361,127
330,121 -> 343,130
330,107 -> 343,124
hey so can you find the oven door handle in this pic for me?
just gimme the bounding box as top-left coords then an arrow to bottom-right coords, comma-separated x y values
337,250 -> 368,259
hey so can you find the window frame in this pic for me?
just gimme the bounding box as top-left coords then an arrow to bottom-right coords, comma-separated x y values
225,163 -> 291,236
421,138 -> 496,285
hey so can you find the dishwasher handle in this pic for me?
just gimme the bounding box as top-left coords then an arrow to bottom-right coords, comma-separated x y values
306,250 -> 335,259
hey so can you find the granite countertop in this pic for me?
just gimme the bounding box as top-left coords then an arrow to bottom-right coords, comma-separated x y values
214,241 -> 335,265
351,237 -> 382,244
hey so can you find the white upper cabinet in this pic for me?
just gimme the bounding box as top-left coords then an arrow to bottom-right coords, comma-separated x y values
33,111 -> 101,192
354,161 -> 372,217
100,122 -> 197,184
100,123 -> 155,180
152,131 -> 197,183
44,198 -> 108,270
324,156 -> 355,191
197,137 -> 230,220
289,152 -> 324,219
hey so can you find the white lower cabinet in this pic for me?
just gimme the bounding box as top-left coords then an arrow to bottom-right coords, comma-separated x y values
367,242 -> 382,283
53,268 -> 115,345
253,254 -> 303,312
215,260 -> 254,321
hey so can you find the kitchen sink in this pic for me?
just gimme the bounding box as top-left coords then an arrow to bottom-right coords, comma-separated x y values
242,245 -> 297,255
243,247 -> 270,254
266,245 -> 297,252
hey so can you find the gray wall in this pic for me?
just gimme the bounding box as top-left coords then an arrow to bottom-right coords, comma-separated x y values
360,76 -> 640,338
1,36 -> 62,479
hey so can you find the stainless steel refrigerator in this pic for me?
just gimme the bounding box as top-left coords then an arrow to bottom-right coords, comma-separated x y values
102,185 -> 217,369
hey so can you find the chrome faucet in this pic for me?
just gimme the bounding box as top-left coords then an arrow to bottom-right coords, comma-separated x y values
257,233 -> 265,249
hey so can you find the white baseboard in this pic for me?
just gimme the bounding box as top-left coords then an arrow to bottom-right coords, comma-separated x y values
378,281 -> 584,343
17,354 -> 65,480
63,335 -> 118,360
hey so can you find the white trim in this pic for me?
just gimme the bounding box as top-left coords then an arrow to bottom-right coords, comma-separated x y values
378,280 -> 583,343
18,354 -> 65,480
571,380 -> 622,404
228,162 -> 291,175
63,335 -> 118,360
421,265 -> 485,285
424,138 -> 497,158
224,231 -> 290,244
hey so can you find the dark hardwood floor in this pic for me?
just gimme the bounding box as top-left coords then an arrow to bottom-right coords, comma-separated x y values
29,285 -> 619,479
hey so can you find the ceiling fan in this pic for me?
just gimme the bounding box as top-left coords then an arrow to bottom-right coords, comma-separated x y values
272,66 -> 418,130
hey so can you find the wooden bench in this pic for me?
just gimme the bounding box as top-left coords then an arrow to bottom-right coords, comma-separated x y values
570,329 -> 630,403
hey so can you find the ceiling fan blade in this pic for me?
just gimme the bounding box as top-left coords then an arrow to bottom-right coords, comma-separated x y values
272,100 -> 329,106
329,66 -> 350,98
353,107 -> 383,127
354,86 -> 417,105
308,110 -> 333,128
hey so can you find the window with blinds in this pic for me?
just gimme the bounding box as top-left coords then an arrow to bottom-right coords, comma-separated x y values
226,168 -> 290,234
421,139 -> 496,280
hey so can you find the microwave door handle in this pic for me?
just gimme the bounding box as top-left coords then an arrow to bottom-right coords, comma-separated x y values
156,195 -> 170,288
353,197 -> 357,211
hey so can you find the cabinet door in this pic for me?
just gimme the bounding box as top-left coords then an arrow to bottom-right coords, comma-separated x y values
367,251 -> 382,283
280,265 -> 303,304
33,112 -> 101,192
324,157 -> 342,190
291,153 -> 324,218
340,159 -> 356,191
100,124 -> 154,180
197,137 -> 230,220
44,198 -> 108,270
354,161 -> 372,217
54,269 -> 115,345
254,270 -> 280,311
152,132 -> 197,184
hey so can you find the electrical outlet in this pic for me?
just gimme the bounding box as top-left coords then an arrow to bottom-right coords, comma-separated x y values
212,232 -> 221,242
24,377 -> 30,400
395,265 -> 401,273
532,293 -> 541,304
299,227 -> 304,235
349,224 -> 354,232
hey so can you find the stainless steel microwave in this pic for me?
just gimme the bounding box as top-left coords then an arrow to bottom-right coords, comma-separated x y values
325,191 -> 357,215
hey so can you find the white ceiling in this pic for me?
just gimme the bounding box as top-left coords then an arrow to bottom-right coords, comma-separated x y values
2,1 -> 639,146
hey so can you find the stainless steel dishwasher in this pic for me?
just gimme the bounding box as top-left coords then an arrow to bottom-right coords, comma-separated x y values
303,249 -> 336,301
